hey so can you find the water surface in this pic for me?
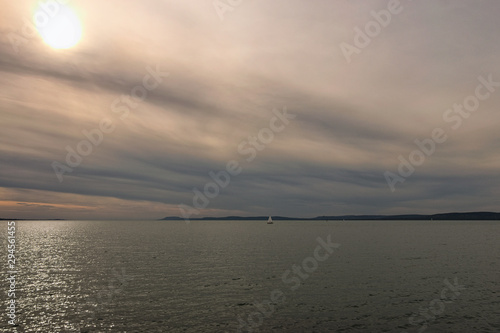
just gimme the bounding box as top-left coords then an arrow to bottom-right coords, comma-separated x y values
0,220 -> 498,332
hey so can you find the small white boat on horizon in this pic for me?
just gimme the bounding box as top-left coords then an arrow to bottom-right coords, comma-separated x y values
267,216 -> 273,224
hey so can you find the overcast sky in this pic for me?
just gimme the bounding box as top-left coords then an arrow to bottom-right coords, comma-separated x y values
1,0 -> 500,219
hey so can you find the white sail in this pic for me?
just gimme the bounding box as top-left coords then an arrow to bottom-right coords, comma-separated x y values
267,216 -> 273,224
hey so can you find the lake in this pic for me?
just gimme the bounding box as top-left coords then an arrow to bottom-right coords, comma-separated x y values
1,220 -> 498,332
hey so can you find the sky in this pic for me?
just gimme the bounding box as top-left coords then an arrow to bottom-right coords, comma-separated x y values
1,0 -> 500,220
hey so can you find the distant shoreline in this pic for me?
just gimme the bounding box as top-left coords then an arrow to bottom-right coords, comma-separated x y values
160,211 -> 500,221
3,212 -> 499,221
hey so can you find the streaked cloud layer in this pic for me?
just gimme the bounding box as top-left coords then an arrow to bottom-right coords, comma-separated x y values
1,0 -> 500,219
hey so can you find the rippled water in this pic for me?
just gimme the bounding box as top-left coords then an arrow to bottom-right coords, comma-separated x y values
0,220 -> 499,332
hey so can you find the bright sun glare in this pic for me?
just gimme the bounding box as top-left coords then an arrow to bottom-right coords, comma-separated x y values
34,3 -> 82,49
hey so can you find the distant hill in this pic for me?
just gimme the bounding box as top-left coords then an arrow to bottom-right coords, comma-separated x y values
161,215 -> 303,221
160,212 -> 500,221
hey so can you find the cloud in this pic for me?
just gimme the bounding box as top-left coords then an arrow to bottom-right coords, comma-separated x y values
1,0 -> 500,219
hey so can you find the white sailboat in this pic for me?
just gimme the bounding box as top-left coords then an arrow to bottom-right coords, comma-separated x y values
267,216 -> 273,224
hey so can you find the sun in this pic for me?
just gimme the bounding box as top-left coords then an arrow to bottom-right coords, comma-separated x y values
33,3 -> 82,49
